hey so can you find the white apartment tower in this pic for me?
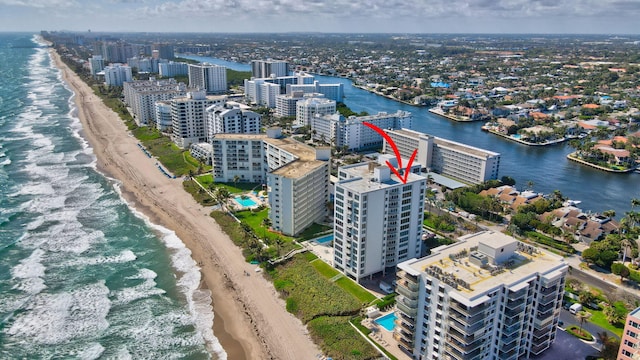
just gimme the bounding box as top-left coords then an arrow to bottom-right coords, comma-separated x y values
103,64 -> 132,87
211,133 -> 267,184
395,231 -> 567,360
159,61 -> 188,78
266,136 -> 331,236
333,157 -> 426,282
383,128 -> 501,184
171,90 -> 227,149
206,103 -> 261,139
296,97 -> 336,126
275,91 -> 306,118
251,59 -> 289,78
154,100 -> 173,132
123,78 -> 187,127
312,111 -> 412,151
88,55 -> 104,77
188,63 -> 227,94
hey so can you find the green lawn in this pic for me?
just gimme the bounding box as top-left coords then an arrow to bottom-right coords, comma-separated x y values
588,309 -> 624,337
182,180 -> 215,206
335,277 -> 377,304
307,316 -> 379,360
298,223 -> 333,240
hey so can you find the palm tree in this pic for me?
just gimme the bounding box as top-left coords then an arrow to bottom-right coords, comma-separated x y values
214,187 -> 231,212
526,180 -> 535,191
631,198 -> 640,209
603,209 -> 616,219
597,331 -> 620,360
233,175 -> 240,188
262,217 -> 272,239
576,311 -> 592,338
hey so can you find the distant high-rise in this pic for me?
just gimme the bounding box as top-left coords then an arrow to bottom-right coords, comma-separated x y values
159,61 -> 188,78
251,59 -> 289,78
188,63 -> 227,94
123,78 -> 186,127
171,90 -> 227,148
88,55 -> 104,77
103,64 -> 132,87
296,97 -> 336,126
154,43 -> 174,60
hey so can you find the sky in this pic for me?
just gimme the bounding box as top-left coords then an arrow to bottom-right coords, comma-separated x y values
1,0 -> 640,34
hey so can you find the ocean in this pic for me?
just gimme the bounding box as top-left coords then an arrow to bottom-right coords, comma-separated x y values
0,34 -> 224,359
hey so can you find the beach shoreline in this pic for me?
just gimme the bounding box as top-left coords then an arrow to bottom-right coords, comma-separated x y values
50,49 -> 321,360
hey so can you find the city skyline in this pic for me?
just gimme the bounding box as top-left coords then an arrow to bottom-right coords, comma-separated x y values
1,0 -> 640,34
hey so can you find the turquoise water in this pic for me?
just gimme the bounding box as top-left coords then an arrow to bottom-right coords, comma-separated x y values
315,234 -> 334,244
512,134 -> 522,139
234,196 -> 257,207
0,34 -> 223,359
375,313 -> 397,331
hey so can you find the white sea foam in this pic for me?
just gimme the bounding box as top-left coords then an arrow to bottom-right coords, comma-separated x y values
78,343 -> 105,360
111,183 -> 226,359
0,158 -> 10,166
112,268 -> 166,306
6,282 -> 111,345
65,250 -> 137,267
11,249 -> 47,294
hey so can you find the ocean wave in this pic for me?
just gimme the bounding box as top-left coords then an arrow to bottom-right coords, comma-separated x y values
111,183 -> 226,359
10,248 -> 47,294
6,281 -> 111,345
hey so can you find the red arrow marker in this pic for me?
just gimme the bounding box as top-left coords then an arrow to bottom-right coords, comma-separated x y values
363,122 -> 418,184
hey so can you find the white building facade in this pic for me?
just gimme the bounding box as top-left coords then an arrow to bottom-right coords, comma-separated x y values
296,97 -> 336,126
211,133 -> 267,184
123,78 -> 187,127
287,80 -> 344,102
251,59 -> 289,78
171,91 -> 227,148
395,231 -> 567,360
188,63 -> 227,94
383,128 -> 501,184
333,159 -> 426,282
206,103 -> 261,139
89,55 -> 104,77
159,61 -> 189,78
154,100 -> 173,132
103,64 -> 132,87
312,111 -> 412,151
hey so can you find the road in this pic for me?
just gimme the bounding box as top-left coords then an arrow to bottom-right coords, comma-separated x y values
568,267 -> 619,295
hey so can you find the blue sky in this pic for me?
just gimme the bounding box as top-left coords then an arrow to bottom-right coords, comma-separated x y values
1,0 -> 639,34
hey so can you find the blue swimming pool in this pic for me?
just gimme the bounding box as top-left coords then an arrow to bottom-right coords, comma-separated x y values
234,196 -> 257,207
316,234 -> 334,244
512,134 -> 522,139
375,313 -> 397,331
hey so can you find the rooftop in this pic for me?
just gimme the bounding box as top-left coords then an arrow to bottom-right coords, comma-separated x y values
265,137 -> 330,179
402,231 -> 566,299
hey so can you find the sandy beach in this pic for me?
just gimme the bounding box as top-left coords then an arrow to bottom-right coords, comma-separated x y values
51,50 -> 321,360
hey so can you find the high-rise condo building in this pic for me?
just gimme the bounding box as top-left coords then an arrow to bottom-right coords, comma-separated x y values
395,231 -> 567,360
206,103 -> 261,139
159,61 -> 188,78
251,59 -> 289,78
383,128 -> 501,184
311,111 -> 412,151
171,90 -> 227,148
88,55 -> 104,77
333,158 -> 426,282
103,64 -> 132,87
296,96 -> 337,126
287,80 -> 344,102
188,63 -> 227,94
123,78 -> 187,127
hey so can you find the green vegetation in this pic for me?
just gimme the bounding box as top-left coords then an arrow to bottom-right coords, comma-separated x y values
524,231 -> 576,254
227,69 -> 251,87
334,277 -> 377,304
374,293 -> 396,310
310,259 -> 341,278
423,213 -> 455,232
589,308 -> 624,337
298,223 -> 333,240
336,102 -> 369,117
307,316 -> 379,360
182,180 -> 215,206
566,325 -> 594,341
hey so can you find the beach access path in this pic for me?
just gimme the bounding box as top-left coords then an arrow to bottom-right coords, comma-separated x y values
52,50 -> 321,360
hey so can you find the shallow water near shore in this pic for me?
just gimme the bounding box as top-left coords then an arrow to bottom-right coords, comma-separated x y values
0,34 -> 224,359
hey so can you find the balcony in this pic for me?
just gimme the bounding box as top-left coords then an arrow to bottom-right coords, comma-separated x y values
396,283 -> 418,300
397,301 -> 417,317
531,340 -> 550,355
448,316 -> 485,334
446,336 -> 484,354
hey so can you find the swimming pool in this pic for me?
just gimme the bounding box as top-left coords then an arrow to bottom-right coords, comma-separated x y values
234,196 -> 257,207
375,313 -> 397,331
316,234 -> 334,244
512,134 -> 522,139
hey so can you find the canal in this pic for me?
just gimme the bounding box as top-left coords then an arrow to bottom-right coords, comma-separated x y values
181,55 -> 640,216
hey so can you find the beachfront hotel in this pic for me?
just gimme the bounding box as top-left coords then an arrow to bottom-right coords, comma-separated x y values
383,128 -> 501,185
333,157 -> 426,282
171,90 -> 227,149
296,97 -> 336,126
211,128 -> 331,236
123,78 -> 187,127
618,307 -> 640,359
206,103 -> 261,139
395,231 -> 567,360
312,111 -> 412,151
251,59 -> 290,78
187,63 -> 227,94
